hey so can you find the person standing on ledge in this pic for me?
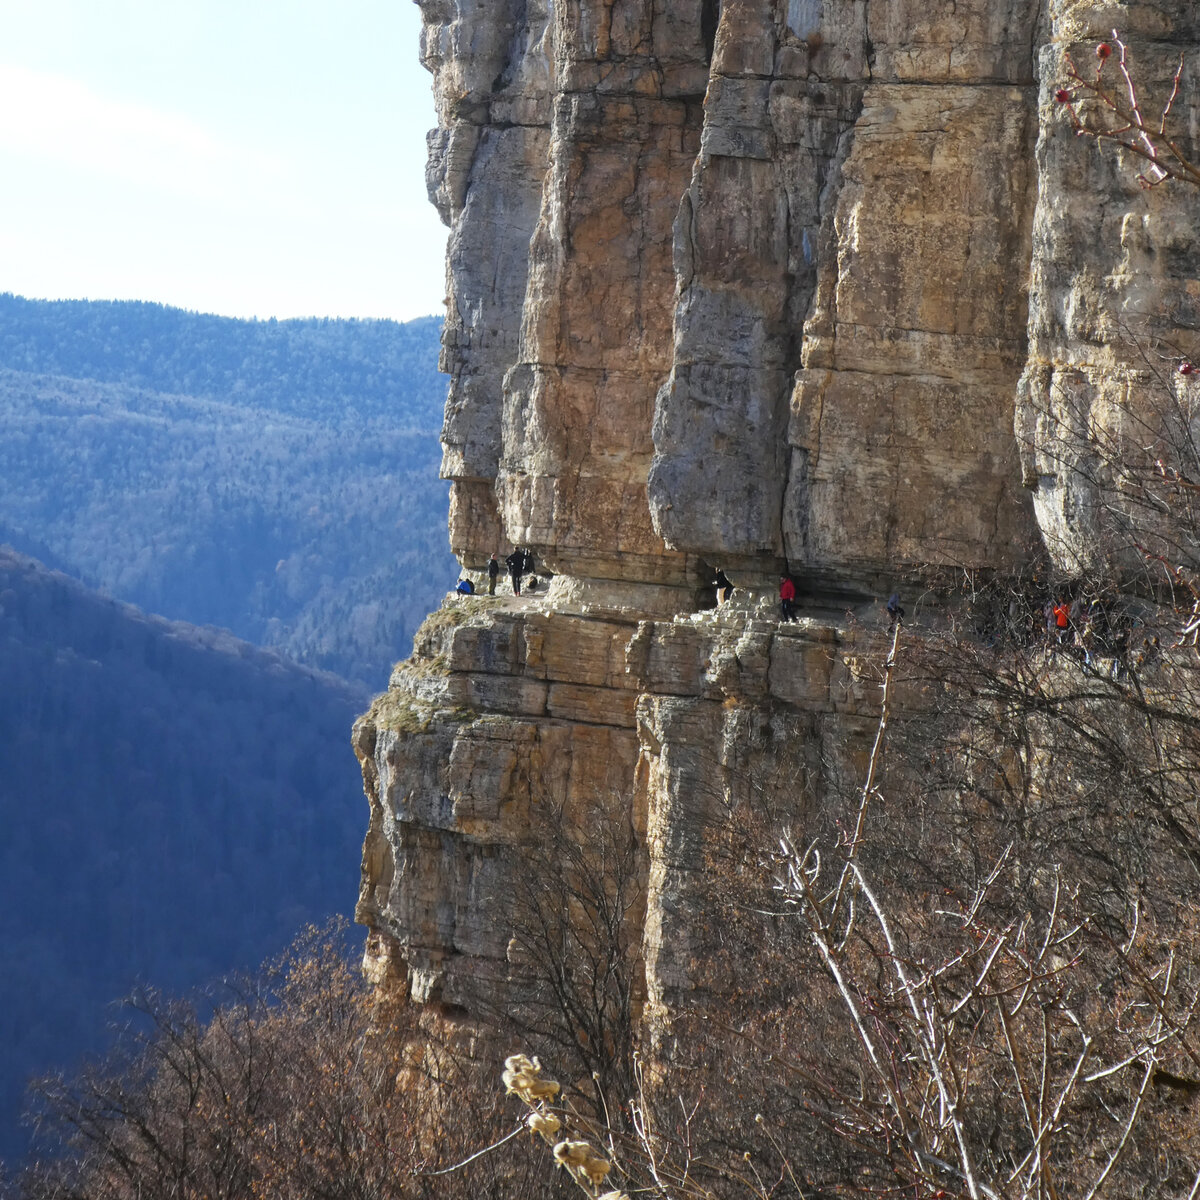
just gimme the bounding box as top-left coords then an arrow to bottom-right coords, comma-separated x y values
714,568 -> 733,605
887,592 -> 904,626
1053,598 -> 1070,644
487,552 -> 500,596
506,548 -> 525,596
779,575 -> 797,622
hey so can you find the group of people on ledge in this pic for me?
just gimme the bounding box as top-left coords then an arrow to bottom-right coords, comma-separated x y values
460,555 -> 907,628
457,548 -> 538,597
713,567 -> 903,628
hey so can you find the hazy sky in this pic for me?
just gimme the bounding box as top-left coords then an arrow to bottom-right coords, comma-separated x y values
0,0 -> 447,321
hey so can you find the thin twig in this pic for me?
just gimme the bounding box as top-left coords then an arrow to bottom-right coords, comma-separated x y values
418,1123 -> 525,1175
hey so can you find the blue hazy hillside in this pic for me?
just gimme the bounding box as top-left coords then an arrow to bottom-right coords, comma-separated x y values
0,547 -> 371,1165
0,296 -> 454,686
0,294 -> 443,424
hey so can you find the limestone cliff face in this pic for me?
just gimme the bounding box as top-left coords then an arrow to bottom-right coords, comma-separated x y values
355,596 -> 886,1019
1019,5 -> 1200,572
426,0 -> 1071,590
358,0 -> 1200,1026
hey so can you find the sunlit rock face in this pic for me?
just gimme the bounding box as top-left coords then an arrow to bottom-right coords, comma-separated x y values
424,0 -> 1081,593
1018,4 -> 1200,573
423,0 -> 556,564
656,0 -> 1045,584
370,0 -> 1200,1025
355,598 -> 888,1017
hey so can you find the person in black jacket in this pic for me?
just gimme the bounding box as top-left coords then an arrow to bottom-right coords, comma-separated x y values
487,553 -> 500,595
505,549 -> 525,596
714,568 -> 733,605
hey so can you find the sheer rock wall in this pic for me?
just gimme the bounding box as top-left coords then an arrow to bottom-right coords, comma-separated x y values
358,0 -> 1200,1033
356,598 -> 888,1019
1019,4 -> 1200,571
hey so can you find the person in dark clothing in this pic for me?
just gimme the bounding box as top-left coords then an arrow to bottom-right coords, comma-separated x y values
714,569 -> 733,605
886,592 -> 904,625
779,576 -> 797,622
505,549 -> 525,596
487,553 -> 500,596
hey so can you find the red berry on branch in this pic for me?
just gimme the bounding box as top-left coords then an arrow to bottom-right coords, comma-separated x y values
1096,42 -> 1112,59
1055,88 -> 1072,103
1179,362 -> 1194,376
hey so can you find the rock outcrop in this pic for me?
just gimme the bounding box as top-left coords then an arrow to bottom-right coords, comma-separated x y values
358,0 -> 1200,1041
356,592 -> 887,1019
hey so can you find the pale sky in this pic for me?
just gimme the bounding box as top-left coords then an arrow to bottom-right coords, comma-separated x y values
0,0 -> 448,321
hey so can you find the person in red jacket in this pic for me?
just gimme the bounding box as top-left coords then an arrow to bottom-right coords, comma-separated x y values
779,575 -> 797,622
1053,599 -> 1070,644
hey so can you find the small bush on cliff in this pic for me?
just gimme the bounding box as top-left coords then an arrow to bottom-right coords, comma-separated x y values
1055,30 -> 1200,189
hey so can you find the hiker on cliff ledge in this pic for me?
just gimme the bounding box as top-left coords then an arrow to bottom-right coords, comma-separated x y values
1053,599 -> 1070,644
487,553 -> 500,596
887,592 -> 904,626
506,549 -> 525,596
779,576 -> 797,622
714,568 -> 733,605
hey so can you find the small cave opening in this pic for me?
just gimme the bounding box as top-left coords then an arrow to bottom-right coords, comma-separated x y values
701,0 -> 719,66
695,557 -> 720,610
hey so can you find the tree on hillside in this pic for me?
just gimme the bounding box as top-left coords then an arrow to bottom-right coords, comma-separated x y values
9,924 -> 563,1200
466,799 -> 645,1134
0,309 -> 455,684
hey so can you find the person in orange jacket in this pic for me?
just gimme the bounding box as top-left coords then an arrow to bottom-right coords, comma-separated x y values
1053,599 -> 1070,643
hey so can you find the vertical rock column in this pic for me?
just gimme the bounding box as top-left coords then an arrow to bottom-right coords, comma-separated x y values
647,0 -> 1044,586
784,0 -> 1043,584
1017,3 -> 1200,573
420,0 -> 556,567
649,0 -> 870,574
495,2 -> 713,586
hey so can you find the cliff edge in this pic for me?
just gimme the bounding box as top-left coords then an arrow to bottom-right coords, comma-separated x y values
356,0 -> 1200,1035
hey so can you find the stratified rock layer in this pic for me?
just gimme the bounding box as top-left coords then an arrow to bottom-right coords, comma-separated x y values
356,591 -> 889,1020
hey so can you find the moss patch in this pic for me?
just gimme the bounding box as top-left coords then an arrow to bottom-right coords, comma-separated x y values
367,689 -> 475,735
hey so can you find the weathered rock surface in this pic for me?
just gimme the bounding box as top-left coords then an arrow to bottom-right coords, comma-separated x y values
356,590 -> 888,1016
363,0 -> 1200,1047
1018,9 -> 1200,571
423,0 -> 556,563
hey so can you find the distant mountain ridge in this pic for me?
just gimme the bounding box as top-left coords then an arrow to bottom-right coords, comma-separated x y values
0,296 -> 454,685
0,293 -> 444,424
0,545 -> 369,1165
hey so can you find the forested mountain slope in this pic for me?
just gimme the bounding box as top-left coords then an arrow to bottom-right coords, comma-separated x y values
0,295 -> 442,424
0,297 -> 454,686
0,547 -> 369,1164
